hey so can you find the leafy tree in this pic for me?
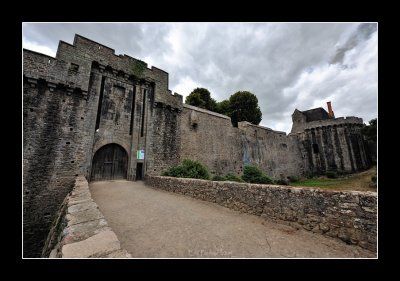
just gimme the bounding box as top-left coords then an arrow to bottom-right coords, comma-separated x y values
362,118 -> 377,142
229,91 -> 262,127
185,92 -> 206,108
185,89 -> 264,128
185,88 -> 217,111
215,99 -> 231,115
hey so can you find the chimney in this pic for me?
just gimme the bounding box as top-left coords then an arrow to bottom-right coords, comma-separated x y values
327,101 -> 335,118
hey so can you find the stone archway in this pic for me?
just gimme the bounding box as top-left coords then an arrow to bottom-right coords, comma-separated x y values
91,143 -> 128,181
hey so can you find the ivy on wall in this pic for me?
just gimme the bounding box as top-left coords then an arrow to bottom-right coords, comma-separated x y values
130,60 -> 147,78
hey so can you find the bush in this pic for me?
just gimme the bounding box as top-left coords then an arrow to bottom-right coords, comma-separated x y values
325,171 -> 338,179
224,173 -> 244,182
371,175 -> 377,183
242,165 -> 273,184
161,159 -> 210,180
275,179 -> 288,185
287,176 -> 300,183
212,175 -> 226,181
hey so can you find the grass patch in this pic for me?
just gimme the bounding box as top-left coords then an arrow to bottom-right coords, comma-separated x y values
290,166 -> 377,191
291,178 -> 348,188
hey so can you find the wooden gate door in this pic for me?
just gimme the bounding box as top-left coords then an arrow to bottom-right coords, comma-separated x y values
91,144 -> 128,181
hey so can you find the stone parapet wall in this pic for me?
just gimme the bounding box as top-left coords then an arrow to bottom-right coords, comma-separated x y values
301,117 -> 363,131
183,103 -> 231,120
146,176 -> 376,252
41,176 -> 131,258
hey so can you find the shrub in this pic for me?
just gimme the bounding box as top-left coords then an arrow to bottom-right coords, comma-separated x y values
242,165 -> 273,184
224,173 -> 244,182
325,171 -> 338,179
161,159 -> 210,180
287,176 -> 300,183
275,179 -> 288,185
212,175 -> 226,181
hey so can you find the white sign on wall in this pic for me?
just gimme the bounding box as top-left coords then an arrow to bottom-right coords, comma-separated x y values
137,150 -> 145,160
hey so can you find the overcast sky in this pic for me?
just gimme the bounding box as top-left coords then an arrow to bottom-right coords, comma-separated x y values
22,22 -> 377,133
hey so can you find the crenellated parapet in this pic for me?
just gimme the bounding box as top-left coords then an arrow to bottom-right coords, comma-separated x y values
23,50 -> 88,98
301,116 -> 363,132
24,34 -> 176,106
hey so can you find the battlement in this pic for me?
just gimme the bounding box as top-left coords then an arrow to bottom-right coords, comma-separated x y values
24,34 -> 171,100
302,116 -> 363,131
73,34 -> 116,54
23,49 -> 87,96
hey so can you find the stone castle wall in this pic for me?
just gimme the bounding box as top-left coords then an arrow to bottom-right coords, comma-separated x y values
146,176 -> 377,252
23,51 -> 99,257
237,122 -> 304,179
295,120 -> 369,174
180,104 -> 242,176
179,105 -> 304,179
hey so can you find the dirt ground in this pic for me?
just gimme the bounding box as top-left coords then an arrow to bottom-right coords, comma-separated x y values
89,180 -> 376,258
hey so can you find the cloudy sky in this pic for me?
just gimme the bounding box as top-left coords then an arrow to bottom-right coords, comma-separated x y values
22,23 -> 377,133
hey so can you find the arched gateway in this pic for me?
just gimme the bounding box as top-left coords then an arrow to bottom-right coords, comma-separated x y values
91,143 -> 128,181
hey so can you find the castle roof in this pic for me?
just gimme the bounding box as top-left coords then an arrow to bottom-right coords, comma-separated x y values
301,107 -> 330,122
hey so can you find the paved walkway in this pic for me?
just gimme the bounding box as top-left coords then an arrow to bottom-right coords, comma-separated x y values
89,180 -> 375,258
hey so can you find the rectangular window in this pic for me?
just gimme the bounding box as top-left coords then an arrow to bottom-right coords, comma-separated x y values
69,63 -> 79,73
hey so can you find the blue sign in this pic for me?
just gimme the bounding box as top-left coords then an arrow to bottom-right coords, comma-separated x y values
137,150 -> 145,160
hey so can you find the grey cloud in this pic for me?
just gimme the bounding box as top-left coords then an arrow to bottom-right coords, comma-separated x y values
23,23 -> 173,65
329,23 -> 377,65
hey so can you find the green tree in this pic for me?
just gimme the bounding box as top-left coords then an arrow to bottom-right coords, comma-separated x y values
362,118 -> 377,142
185,88 -> 217,111
229,91 -> 262,127
215,99 -> 231,115
185,92 -> 205,108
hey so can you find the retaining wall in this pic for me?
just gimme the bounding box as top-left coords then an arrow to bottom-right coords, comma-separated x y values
41,176 -> 131,258
146,176 -> 376,252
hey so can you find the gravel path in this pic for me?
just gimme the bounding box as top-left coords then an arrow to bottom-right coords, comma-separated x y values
89,180 -> 375,258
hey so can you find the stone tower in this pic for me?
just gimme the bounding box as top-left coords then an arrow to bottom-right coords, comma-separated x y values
290,102 -> 370,174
